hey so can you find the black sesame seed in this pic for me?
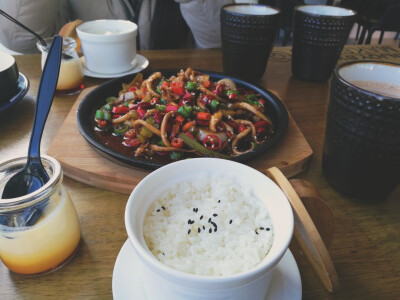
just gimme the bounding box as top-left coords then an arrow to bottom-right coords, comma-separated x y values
213,214 -> 218,217
211,222 -> 217,228
193,208 -> 195,212
162,252 -> 165,256
229,219 -> 233,224
218,200 -> 221,203
214,227 -> 217,232
209,228 -> 212,233
157,209 -> 160,212
255,230 -> 259,235
200,215 -> 203,220
208,218 -> 211,223
260,227 -> 264,230
188,219 -> 191,224
198,228 -> 201,233
203,226 -> 205,230
162,206 -> 166,210
188,229 -> 191,234
266,228 -> 270,231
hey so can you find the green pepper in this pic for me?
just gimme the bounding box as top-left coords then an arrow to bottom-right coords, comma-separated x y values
103,111 -> 111,120
156,104 -> 166,111
245,93 -> 256,100
160,98 -> 167,105
114,124 -> 128,135
220,103 -> 228,110
103,103 -> 112,111
185,81 -> 196,91
178,133 -> 230,159
95,110 -> 104,119
226,90 -> 238,96
170,151 -> 181,160
156,80 -> 164,94
123,102 -> 129,107
178,105 -> 192,118
210,100 -> 219,111
140,126 -> 153,138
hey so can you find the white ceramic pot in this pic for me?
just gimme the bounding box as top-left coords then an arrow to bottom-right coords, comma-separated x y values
76,19 -> 137,75
125,158 -> 294,300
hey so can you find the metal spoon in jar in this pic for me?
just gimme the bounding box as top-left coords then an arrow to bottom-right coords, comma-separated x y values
1,36 -> 62,226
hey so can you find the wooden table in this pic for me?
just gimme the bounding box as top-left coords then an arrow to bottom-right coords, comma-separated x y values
1,45 -> 399,299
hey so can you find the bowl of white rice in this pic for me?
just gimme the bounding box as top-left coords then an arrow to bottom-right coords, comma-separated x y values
125,158 -> 294,300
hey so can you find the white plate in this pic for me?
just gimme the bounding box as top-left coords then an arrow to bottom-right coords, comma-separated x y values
81,54 -> 149,78
112,239 -> 302,300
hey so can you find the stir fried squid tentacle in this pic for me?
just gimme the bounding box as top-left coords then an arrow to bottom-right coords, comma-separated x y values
135,143 -> 149,156
150,144 -> 195,153
112,111 -> 137,124
235,119 -> 257,142
221,121 -> 234,135
232,127 -> 254,155
232,102 -> 272,126
145,72 -> 162,97
133,120 -> 161,136
209,110 -> 223,132
160,112 -> 174,147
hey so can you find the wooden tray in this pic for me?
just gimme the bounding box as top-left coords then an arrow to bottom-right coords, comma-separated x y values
48,87 -> 313,194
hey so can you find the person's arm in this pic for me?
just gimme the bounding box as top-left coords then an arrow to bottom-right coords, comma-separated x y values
0,0 -> 69,54
177,0 -> 234,49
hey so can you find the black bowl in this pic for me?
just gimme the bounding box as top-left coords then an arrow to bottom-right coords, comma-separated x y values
76,69 -> 289,170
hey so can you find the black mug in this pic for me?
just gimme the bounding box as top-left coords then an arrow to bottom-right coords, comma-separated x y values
220,4 -> 280,83
292,5 -> 356,82
322,61 -> 400,200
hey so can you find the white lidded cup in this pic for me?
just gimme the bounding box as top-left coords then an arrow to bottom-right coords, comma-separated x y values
125,158 -> 294,300
76,19 -> 137,75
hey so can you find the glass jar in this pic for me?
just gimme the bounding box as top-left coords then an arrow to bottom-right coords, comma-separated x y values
37,36 -> 84,95
0,155 -> 81,275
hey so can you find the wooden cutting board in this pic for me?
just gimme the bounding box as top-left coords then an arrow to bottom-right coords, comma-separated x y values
48,87 -> 313,194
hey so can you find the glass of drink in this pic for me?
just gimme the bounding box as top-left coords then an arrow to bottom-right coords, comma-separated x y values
0,155 -> 81,275
37,37 -> 84,95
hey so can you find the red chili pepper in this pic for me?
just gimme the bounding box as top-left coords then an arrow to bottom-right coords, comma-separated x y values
202,134 -> 222,151
124,138 -> 141,147
196,119 -> 210,127
166,104 -> 178,113
171,81 -> 185,95
197,112 -> 211,121
161,81 -> 170,88
137,108 -> 146,118
226,130 -> 233,138
175,115 -> 185,124
170,122 -> 180,138
97,119 -> 107,127
201,94 -> 215,105
182,121 -> 194,132
239,124 -> 247,133
179,92 -> 194,106
171,137 -> 184,148
124,129 -> 136,138
129,86 -> 138,92
112,105 -> 129,114
254,120 -> 269,128
228,93 -> 237,101
256,127 -> 267,135
258,99 -> 265,106
227,120 -> 239,130
203,80 -> 211,88
112,114 -> 121,119
150,97 -> 160,105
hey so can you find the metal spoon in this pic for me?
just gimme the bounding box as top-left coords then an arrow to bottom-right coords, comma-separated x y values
2,36 -> 62,204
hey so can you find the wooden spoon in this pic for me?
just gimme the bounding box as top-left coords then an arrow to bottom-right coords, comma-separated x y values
266,167 -> 339,292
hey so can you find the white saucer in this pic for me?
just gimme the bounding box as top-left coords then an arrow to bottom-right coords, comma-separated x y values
81,54 -> 149,78
112,239 -> 302,300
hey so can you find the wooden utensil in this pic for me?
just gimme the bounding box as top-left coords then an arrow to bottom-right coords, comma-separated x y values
266,167 -> 339,292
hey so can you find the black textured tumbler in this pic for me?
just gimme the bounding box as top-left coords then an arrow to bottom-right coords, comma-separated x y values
292,5 -> 356,82
322,61 -> 400,200
221,4 -> 280,83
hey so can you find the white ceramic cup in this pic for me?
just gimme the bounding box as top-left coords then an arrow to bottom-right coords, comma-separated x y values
125,158 -> 294,300
76,19 -> 137,75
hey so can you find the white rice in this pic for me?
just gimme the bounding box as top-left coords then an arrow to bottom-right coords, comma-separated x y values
143,174 -> 274,276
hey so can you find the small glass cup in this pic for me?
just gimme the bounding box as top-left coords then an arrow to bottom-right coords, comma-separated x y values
0,155 -> 81,275
37,37 -> 84,95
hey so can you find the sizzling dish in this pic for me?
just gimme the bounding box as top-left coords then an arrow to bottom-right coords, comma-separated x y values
92,68 -> 274,162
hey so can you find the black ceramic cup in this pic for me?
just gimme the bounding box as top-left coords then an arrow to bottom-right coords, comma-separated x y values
292,5 -> 356,82
220,4 -> 280,83
0,52 -> 19,104
322,61 -> 400,200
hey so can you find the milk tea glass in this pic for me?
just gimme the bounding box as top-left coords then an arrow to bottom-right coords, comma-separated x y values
37,37 -> 84,95
0,156 -> 81,275
322,61 -> 400,200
